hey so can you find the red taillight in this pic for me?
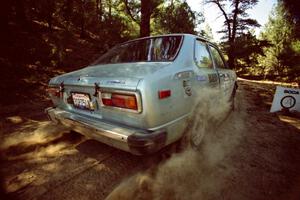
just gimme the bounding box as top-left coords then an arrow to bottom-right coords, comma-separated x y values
158,90 -> 171,99
102,98 -> 113,106
46,87 -> 61,98
101,92 -> 138,110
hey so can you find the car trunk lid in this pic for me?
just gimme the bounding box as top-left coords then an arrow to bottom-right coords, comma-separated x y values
58,76 -> 141,91
49,62 -> 171,89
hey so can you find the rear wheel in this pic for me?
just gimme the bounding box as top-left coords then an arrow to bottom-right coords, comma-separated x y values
229,82 -> 238,111
174,117 -> 206,152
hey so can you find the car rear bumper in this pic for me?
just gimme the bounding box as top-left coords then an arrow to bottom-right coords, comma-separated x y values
45,107 -> 167,155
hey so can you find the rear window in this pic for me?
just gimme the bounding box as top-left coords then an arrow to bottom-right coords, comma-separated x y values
94,36 -> 182,64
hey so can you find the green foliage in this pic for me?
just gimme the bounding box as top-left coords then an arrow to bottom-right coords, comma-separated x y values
258,3 -> 300,81
202,24 -> 214,41
122,0 -> 164,36
280,0 -> 300,39
152,0 -> 203,35
291,40 -> 300,54
232,32 -> 270,75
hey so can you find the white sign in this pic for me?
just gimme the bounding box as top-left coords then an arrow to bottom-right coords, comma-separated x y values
270,86 -> 300,112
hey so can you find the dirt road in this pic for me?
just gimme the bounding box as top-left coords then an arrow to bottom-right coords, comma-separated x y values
1,80 -> 300,200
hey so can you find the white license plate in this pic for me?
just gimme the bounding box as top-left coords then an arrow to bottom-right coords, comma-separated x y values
71,93 -> 92,110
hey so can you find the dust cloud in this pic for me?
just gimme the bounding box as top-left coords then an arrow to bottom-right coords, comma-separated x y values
0,122 -> 69,150
0,122 -> 71,160
106,88 -> 246,200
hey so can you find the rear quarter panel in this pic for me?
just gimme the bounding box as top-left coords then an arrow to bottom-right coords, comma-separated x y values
136,36 -> 196,130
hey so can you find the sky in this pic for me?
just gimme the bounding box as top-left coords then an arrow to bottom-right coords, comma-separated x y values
186,0 -> 277,41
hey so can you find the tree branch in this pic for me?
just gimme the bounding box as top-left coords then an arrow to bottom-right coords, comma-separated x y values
206,0 -> 231,41
123,0 -> 138,23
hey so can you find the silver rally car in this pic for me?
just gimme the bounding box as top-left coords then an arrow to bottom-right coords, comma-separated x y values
45,34 -> 237,155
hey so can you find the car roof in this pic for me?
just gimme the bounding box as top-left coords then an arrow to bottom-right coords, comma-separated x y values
121,33 -> 214,46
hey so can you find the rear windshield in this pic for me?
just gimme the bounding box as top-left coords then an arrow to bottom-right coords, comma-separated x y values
94,36 -> 182,64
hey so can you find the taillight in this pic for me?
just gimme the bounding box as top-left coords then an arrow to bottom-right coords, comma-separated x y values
101,92 -> 138,111
158,90 -> 171,99
46,87 -> 61,98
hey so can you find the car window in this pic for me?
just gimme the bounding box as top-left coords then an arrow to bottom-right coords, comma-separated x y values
209,45 -> 226,69
94,36 -> 182,64
194,40 -> 213,68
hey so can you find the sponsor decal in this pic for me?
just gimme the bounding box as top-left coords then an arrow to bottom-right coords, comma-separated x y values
284,89 -> 299,95
185,87 -> 192,96
196,75 -> 207,82
183,80 -> 192,96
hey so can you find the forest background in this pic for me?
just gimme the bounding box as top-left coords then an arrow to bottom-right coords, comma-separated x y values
0,0 -> 299,106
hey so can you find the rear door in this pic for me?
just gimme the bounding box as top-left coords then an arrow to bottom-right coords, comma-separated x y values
194,39 -> 219,89
208,44 -> 235,99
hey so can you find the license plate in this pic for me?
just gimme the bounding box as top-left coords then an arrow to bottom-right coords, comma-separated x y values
71,93 -> 92,110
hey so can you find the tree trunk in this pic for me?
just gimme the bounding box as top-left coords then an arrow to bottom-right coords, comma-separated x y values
108,0 -> 112,19
14,0 -> 27,27
209,0 -> 233,68
227,49 -> 235,69
96,0 -> 99,14
47,13 -> 53,31
231,0 -> 240,43
0,1 -> 11,39
96,0 -> 102,20
64,0 -> 73,30
80,16 -> 85,38
80,0 -> 86,38
228,0 -> 240,69
140,0 -> 151,37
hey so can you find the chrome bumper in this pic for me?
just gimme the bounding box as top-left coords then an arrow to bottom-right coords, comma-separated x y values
45,107 -> 166,155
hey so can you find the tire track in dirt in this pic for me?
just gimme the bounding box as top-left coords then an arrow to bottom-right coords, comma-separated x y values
17,149 -> 114,200
39,144 -> 146,200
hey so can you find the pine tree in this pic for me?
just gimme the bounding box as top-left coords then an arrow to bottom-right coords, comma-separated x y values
205,0 -> 260,69
259,3 -> 300,81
